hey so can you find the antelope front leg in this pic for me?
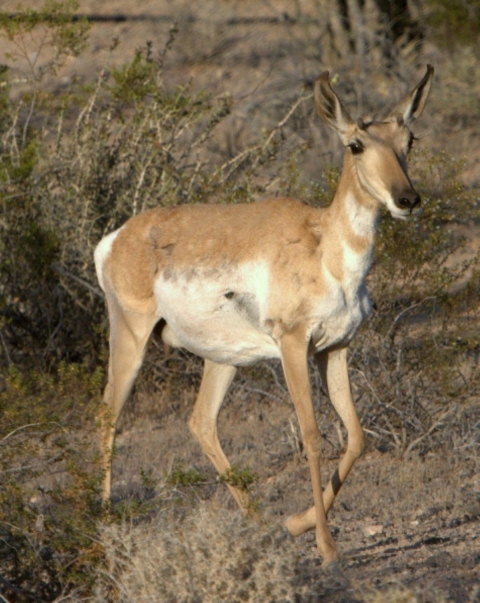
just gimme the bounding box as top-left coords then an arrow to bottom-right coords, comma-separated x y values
280,327 -> 337,564
286,347 -> 364,537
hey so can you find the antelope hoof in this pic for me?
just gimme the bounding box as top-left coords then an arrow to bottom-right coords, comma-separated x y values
321,558 -> 350,589
321,549 -> 340,567
285,508 -> 316,537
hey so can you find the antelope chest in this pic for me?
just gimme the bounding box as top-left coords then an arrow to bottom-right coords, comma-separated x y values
309,278 -> 371,353
309,247 -> 373,351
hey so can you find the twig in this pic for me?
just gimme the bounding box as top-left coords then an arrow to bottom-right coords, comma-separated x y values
0,452 -> 65,476
352,367 -> 383,406
132,162 -> 152,216
218,93 -> 310,181
258,361 -> 287,393
0,329 -> 11,366
51,264 -> 103,298
0,575 -> 15,602
385,296 -> 437,343
74,51 -> 111,137
22,90 -> 36,149
250,93 -> 312,173
241,386 -> 281,404
43,286 -> 63,359
1,422 -> 49,444
383,414 -> 404,450
404,408 -> 454,457
0,572 -> 46,602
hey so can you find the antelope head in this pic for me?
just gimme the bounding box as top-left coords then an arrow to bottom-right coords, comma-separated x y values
314,66 -> 434,220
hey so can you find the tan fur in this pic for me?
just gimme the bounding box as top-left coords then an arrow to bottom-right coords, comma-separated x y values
107,199 -> 330,327
95,66 -> 433,564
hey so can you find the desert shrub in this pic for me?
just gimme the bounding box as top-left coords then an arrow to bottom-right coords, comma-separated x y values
425,0 -> 480,49
0,363 -> 104,600
167,463 -> 208,487
0,0 -> 89,81
88,505 -> 452,603
95,504 -> 310,603
0,9 -> 311,373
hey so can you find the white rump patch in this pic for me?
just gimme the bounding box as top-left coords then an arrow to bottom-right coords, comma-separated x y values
94,227 -> 123,291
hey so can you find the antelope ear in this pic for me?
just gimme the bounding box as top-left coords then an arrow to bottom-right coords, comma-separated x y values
389,65 -> 434,125
314,72 -> 354,144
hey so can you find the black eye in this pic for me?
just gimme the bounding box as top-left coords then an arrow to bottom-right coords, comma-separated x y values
349,141 -> 364,155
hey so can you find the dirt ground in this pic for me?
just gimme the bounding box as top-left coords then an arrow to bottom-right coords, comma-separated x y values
1,2 -> 478,600
108,381 -> 480,603
110,376 -> 479,602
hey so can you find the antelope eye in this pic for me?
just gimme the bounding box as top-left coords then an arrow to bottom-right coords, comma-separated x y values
349,141 -> 364,155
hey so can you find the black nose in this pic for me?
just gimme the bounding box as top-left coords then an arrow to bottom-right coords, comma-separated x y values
396,193 -> 421,211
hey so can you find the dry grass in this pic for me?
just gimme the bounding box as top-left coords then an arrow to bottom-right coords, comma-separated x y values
98,387 -> 479,602
89,494 -> 467,603
94,504 -> 307,603
356,588 -> 448,603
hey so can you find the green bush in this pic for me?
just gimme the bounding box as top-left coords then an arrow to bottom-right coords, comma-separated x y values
426,0 -> 480,49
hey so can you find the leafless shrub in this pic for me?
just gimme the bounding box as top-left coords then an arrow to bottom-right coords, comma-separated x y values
94,504 -> 309,603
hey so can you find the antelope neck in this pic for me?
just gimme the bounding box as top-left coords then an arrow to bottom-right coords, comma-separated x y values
321,161 -> 379,282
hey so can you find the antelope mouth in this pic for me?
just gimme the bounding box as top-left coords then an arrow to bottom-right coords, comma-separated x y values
389,205 -> 423,220
388,191 -> 423,220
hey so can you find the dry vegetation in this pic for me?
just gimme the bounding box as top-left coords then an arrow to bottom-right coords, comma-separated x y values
0,1 -> 479,602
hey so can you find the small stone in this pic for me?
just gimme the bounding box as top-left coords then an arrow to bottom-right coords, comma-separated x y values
363,524 -> 384,537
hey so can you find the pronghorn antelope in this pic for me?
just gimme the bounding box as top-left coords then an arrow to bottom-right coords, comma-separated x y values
95,66 -> 433,563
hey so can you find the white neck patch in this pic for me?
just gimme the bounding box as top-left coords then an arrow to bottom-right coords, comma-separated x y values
344,191 -> 378,237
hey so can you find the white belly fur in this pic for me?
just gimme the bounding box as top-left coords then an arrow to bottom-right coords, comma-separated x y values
154,261 -> 279,366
